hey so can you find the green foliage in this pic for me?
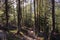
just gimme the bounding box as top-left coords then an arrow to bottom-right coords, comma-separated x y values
0,0 -> 60,38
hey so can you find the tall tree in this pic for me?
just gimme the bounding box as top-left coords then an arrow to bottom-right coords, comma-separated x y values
5,0 -> 9,31
17,0 -> 22,34
51,0 -> 55,31
34,0 -> 37,35
34,0 -> 41,36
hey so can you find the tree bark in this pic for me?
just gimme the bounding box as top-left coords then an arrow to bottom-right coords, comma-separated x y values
5,0 -> 9,31
34,0 -> 40,36
17,0 -> 22,34
51,0 -> 55,31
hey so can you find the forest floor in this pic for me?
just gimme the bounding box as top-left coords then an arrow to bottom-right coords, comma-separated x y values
0,30 -> 44,40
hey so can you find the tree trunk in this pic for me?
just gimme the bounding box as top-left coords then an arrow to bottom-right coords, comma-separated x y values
51,0 -> 55,31
5,0 -> 9,32
17,0 -> 22,34
34,0 -> 40,36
